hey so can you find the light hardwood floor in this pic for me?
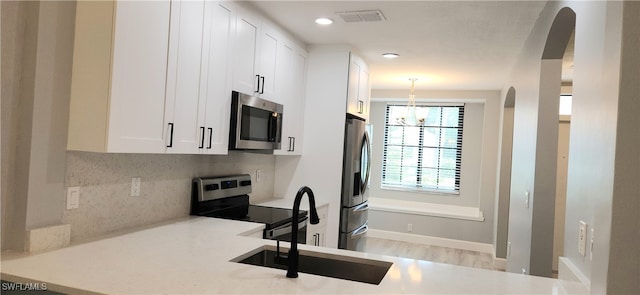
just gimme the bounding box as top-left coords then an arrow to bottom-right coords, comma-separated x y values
363,237 -> 504,272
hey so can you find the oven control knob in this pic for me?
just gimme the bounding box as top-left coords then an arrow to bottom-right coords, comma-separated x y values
240,180 -> 252,187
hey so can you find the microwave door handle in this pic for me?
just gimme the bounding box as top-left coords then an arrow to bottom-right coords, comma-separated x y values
269,113 -> 282,143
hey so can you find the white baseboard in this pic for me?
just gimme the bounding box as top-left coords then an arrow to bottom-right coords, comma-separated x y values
558,257 -> 590,291
367,229 -> 494,254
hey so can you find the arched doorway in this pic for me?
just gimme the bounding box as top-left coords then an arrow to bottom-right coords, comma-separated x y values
506,7 -> 576,277
496,87 -> 516,260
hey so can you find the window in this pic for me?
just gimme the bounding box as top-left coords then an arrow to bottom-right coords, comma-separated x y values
382,104 -> 464,194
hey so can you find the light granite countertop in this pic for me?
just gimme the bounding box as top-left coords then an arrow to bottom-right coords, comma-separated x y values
1,217 -> 588,294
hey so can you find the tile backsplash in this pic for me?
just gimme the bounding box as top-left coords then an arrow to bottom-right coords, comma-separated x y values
63,151 -> 275,242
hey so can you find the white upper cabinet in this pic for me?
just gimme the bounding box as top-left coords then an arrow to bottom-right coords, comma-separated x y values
346,53 -> 371,120
274,39 -> 307,155
68,1 -> 306,155
198,1 -> 235,154
165,0 -> 235,155
232,5 -> 282,102
164,0 -> 206,154
68,0 -> 171,153
232,6 -> 260,96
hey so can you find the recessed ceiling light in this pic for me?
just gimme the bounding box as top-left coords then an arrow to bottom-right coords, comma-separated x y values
382,53 -> 400,59
315,17 -> 333,25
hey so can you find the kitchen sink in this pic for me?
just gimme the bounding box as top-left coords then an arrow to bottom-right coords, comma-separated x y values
231,245 -> 392,285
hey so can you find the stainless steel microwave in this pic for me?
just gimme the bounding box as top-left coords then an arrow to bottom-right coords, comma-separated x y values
229,91 -> 283,150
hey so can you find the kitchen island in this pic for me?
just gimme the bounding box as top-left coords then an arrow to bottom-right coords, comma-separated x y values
1,217 -> 588,294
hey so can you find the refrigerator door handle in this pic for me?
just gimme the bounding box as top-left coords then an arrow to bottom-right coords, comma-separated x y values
360,131 -> 372,194
353,202 -> 369,212
351,224 -> 368,238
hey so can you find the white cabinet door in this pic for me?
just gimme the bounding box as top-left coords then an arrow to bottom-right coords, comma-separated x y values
164,0 -> 205,154
232,6 -> 260,95
232,5 -> 280,101
274,40 -> 306,155
306,204 -> 328,247
104,1 -> 171,153
69,1 -> 170,153
198,1 -> 235,154
358,66 -> 371,121
345,53 -> 370,120
346,59 -> 361,117
257,23 -> 279,101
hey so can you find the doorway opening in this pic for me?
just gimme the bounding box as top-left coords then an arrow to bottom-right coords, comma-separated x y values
530,7 -> 576,277
496,87 -> 516,260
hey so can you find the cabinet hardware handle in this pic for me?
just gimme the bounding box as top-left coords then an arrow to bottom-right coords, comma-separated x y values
207,128 -> 213,149
287,137 -> 294,152
291,137 -> 295,152
255,75 -> 261,93
260,76 -> 265,94
167,123 -> 174,148
199,127 -> 205,149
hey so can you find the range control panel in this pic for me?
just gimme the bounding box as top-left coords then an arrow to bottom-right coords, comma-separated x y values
193,174 -> 252,202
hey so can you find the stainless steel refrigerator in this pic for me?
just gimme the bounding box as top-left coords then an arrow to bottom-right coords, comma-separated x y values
338,114 -> 371,251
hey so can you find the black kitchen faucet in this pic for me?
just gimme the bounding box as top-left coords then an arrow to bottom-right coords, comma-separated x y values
285,186 -> 320,278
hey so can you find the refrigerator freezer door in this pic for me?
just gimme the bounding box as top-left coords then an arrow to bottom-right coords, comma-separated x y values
338,223 -> 368,251
340,201 -> 369,232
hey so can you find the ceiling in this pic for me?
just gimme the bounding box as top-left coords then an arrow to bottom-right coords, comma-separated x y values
249,1 -> 548,90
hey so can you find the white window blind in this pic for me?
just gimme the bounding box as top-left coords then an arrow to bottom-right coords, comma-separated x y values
382,104 -> 464,194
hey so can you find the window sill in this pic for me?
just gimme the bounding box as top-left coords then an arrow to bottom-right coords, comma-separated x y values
368,197 -> 485,222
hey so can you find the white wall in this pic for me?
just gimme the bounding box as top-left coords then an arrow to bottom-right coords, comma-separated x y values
1,1 -> 75,250
500,1 -> 638,292
366,90 -> 500,244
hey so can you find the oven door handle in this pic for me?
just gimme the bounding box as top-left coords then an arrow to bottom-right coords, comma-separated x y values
266,216 -> 308,240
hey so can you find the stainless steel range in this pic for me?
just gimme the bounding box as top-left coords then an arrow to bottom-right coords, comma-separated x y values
191,174 -> 307,243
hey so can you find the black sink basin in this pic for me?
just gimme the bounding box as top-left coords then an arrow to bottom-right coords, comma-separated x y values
231,245 -> 392,285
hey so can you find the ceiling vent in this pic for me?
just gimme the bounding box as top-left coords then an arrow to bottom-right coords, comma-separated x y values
337,9 -> 387,23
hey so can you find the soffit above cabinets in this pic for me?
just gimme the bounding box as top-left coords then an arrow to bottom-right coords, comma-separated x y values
249,1 -> 548,91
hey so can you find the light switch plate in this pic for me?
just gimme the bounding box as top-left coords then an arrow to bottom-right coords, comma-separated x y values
578,221 -> 587,256
67,186 -> 80,210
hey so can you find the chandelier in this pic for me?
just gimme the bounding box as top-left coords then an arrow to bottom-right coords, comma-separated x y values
406,78 -> 418,125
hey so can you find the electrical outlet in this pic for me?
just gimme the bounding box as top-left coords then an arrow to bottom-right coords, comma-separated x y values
66,186 -> 80,210
524,191 -> 530,208
256,169 -> 262,183
407,223 -> 413,232
130,177 -> 141,197
507,241 -> 512,257
578,221 -> 587,256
